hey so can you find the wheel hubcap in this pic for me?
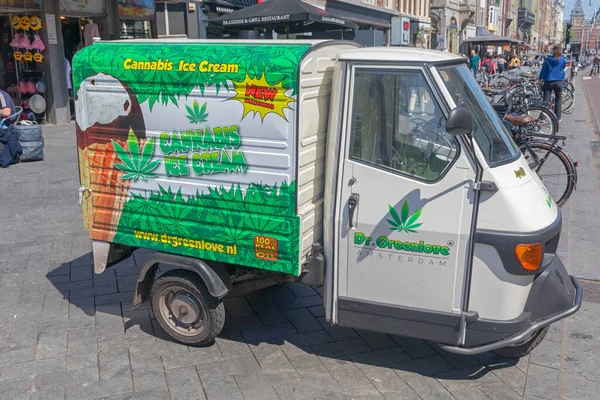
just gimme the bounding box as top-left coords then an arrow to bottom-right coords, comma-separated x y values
159,286 -> 207,336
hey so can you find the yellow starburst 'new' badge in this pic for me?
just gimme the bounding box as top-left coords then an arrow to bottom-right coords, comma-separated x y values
229,74 -> 294,122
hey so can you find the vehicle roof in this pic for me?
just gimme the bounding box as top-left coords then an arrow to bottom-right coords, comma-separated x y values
337,47 -> 465,63
95,39 -> 331,45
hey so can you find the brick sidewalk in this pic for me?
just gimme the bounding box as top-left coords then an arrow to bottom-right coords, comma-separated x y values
0,89 -> 598,399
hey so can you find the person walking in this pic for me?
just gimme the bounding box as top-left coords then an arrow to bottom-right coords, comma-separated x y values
591,56 -> 600,76
509,54 -> 521,70
497,55 -> 507,74
539,44 -> 566,123
469,49 -> 481,79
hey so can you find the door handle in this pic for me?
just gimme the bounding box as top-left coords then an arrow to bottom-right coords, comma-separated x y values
348,194 -> 359,228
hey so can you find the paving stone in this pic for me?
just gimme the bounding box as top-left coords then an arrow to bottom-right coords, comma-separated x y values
253,303 -> 289,326
478,381 -> 522,400
316,317 -> 359,341
451,386 -> 492,400
488,364 -> 526,395
195,356 -> 260,380
222,315 -> 264,333
328,362 -> 376,391
308,305 -> 326,318
315,386 -> 389,400
165,366 -> 206,400
362,365 -> 418,400
273,371 -> 342,400
66,376 -> 134,400
130,354 -> 167,392
524,364 -> 560,399
354,330 -> 397,351
99,348 -> 132,381
402,375 -> 455,400
223,297 -> 255,319
0,347 -> 36,367
529,337 -> 561,370
215,332 -> 252,359
32,367 -> 98,392
389,336 -> 437,359
36,330 -> 68,359
350,347 -> 411,370
278,295 -> 323,311
284,282 -> 318,298
202,376 -> 243,400
1,357 -> 66,381
0,377 -> 34,400
284,308 -> 322,333
66,338 -> 98,371
276,331 -> 334,354
30,386 -> 66,400
285,346 -> 326,370
393,355 -> 455,379
311,338 -> 371,358
96,291 -> 135,306
239,386 -> 280,400
559,371 -> 600,400
233,369 -> 300,392
97,388 -> 171,400
434,366 -> 499,391
161,345 -> 222,369
70,285 -> 119,299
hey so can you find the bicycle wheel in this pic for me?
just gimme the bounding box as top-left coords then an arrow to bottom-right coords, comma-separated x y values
521,141 -> 576,206
561,89 -> 574,114
525,106 -> 558,136
564,81 -> 575,94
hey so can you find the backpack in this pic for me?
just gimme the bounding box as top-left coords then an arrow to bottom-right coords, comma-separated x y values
483,58 -> 491,72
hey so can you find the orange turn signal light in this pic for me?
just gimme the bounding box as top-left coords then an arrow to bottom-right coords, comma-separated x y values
515,243 -> 543,271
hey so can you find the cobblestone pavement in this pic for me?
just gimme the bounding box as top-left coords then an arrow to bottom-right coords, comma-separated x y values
0,75 -> 599,400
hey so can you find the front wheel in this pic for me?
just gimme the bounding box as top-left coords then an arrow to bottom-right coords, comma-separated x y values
492,326 -> 549,358
521,141 -> 576,207
525,106 -> 558,136
151,270 -> 226,346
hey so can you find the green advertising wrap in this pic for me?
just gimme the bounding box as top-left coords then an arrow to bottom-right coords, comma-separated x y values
73,41 -> 312,276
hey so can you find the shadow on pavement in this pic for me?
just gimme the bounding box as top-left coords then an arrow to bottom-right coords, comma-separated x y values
46,250 -> 520,384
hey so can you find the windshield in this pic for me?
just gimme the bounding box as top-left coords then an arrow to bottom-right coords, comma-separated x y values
437,64 -> 520,167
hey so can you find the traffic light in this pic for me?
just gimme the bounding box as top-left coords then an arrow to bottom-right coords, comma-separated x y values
566,23 -> 572,44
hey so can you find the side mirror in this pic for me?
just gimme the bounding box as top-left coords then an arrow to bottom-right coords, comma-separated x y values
446,106 -> 473,137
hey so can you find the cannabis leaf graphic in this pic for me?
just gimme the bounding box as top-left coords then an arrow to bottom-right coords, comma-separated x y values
186,99 -> 209,124
113,128 -> 160,181
387,201 -> 423,233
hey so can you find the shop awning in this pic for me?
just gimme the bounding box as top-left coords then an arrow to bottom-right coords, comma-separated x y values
209,0 -> 359,33
462,35 -> 523,45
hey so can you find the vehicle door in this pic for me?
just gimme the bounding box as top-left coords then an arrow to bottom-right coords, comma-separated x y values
331,65 -> 477,345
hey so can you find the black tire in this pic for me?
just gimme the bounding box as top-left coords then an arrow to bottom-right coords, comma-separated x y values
525,106 -> 558,135
521,141 -> 576,207
492,326 -> 549,358
151,270 -> 225,346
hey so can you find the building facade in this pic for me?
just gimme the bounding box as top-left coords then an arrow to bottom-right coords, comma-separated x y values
570,0 -> 586,57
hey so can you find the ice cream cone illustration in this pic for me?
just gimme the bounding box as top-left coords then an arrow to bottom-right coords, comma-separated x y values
75,73 -> 146,242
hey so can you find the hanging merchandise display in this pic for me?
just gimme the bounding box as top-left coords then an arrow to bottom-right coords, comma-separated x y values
20,16 -> 31,30
4,14 -> 48,124
30,16 -> 42,31
12,16 -> 22,30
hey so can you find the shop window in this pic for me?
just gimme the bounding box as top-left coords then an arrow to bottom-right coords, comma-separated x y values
349,70 -> 458,182
156,1 -> 188,37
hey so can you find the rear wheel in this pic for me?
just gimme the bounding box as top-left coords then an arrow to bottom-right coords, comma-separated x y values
151,270 -> 225,346
525,106 -> 558,136
492,326 -> 549,358
521,141 -> 576,207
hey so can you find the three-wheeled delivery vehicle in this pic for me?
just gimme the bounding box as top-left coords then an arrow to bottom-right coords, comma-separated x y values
73,40 -> 581,357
